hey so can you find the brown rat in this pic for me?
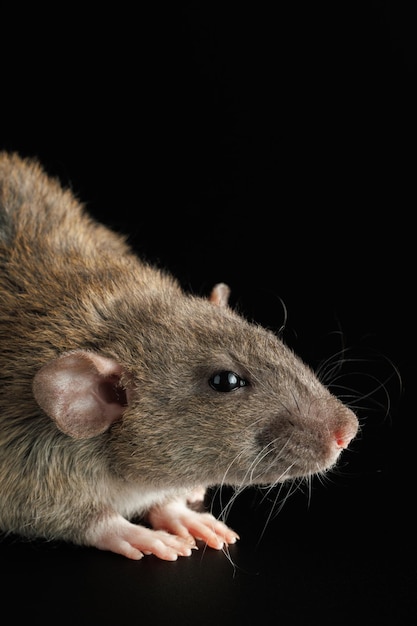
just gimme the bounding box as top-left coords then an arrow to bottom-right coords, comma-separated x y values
0,151 -> 359,561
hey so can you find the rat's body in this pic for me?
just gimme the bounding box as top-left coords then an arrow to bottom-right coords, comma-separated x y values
0,152 -> 359,560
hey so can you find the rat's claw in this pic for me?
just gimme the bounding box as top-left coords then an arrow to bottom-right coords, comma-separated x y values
189,513 -> 240,550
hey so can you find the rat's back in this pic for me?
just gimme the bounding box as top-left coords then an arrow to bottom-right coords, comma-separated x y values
0,151 -> 133,260
0,151 -> 132,382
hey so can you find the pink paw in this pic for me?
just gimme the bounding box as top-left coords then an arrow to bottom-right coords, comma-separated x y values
87,515 -> 197,561
148,498 -> 239,551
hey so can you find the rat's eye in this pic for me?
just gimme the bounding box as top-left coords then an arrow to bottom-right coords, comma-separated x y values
209,371 -> 248,392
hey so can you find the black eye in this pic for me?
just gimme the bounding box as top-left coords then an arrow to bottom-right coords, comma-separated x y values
209,371 -> 248,392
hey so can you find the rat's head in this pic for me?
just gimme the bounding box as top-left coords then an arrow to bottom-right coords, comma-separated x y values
32,281 -> 359,490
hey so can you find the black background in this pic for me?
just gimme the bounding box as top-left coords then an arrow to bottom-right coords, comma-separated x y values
1,3 -> 415,624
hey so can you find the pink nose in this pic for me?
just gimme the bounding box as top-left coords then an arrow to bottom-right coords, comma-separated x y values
335,425 -> 358,449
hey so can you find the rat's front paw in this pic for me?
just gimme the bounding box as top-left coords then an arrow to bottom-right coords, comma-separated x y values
87,515 -> 197,561
148,499 -> 240,551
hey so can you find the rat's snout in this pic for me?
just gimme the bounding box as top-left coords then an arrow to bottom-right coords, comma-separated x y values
251,397 -> 359,483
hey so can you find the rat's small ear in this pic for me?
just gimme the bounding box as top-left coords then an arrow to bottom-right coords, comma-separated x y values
33,350 -> 129,439
209,282 -> 230,308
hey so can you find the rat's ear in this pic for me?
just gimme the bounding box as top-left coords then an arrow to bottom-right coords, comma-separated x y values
209,282 -> 230,308
33,350 -> 129,439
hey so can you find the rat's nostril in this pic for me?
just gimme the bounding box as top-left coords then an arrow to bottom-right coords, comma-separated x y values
334,426 -> 357,449
333,408 -> 359,449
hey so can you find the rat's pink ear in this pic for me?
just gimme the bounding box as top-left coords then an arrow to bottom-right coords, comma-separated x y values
209,282 -> 230,307
33,350 -> 129,439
